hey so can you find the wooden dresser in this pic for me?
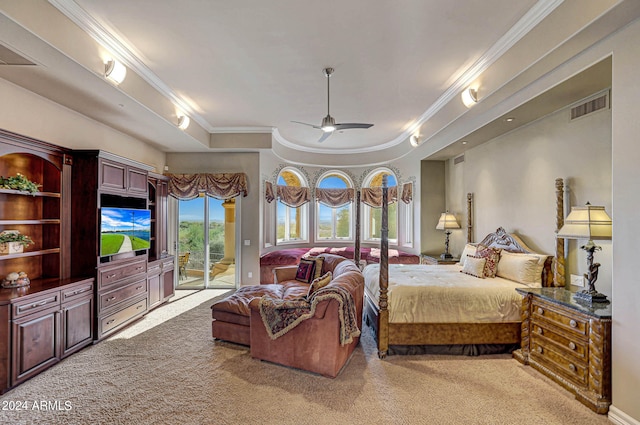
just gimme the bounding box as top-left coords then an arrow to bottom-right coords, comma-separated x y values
513,288 -> 611,414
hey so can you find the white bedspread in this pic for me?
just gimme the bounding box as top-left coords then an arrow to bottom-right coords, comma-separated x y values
363,264 -> 526,324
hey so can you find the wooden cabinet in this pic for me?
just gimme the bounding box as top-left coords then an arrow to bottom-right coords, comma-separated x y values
513,288 -> 611,414
95,257 -> 148,340
148,257 -> 175,310
1,277 -> 94,391
98,156 -> 148,196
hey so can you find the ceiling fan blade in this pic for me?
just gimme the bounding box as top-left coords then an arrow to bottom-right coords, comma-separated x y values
317,131 -> 333,143
291,120 -> 322,129
334,123 -> 374,130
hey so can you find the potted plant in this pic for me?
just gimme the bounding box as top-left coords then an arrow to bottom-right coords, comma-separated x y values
0,230 -> 34,255
0,173 -> 41,194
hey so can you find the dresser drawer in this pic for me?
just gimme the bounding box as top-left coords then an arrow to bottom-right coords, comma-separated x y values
100,297 -> 147,336
12,291 -> 60,319
531,324 -> 588,362
147,262 -> 161,276
531,341 -> 588,387
99,279 -> 147,313
531,299 -> 588,337
61,280 -> 94,304
98,258 -> 147,289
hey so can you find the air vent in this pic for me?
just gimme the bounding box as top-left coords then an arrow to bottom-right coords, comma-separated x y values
454,155 -> 465,165
570,93 -> 608,120
0,43 -> 36,66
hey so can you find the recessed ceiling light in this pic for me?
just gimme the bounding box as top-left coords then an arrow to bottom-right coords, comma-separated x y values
505,117 -> 515,122
461,141 -> 468,145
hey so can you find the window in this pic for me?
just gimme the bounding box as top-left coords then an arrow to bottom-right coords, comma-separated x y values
276,168 -> 308,244
316,171 -> 353,241
363,169 -> 398,244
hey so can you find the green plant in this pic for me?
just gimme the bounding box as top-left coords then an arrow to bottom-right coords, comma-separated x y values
0,173 -> 41,194
0,231 -> 34,247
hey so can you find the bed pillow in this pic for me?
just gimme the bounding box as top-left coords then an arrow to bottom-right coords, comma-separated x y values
306,271 -> 332,299
461,255 -> 486,278
457,243 -> 477,267
475,246 -> 501,278
497,251 -> 541,286
295,258 -> 317,283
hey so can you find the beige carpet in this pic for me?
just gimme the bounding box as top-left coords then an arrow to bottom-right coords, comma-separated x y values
0,290 -> 610,425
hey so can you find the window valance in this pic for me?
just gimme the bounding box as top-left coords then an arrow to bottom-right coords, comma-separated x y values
166,173 -> 248,200
276,185 -> 311,208
315,188 -> 355,207
361,186 -> 398,207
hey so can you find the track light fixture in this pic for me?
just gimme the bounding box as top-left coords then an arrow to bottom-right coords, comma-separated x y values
461,87 -> 478,108
410,134 -> 420,147
177,115 -> 190,130
104,59 -> 126,84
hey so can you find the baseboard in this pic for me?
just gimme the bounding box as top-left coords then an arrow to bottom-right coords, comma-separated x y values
608,406 -> 640,425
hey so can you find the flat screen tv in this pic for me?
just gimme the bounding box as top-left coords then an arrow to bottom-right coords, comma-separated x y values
100,207 -> 151,256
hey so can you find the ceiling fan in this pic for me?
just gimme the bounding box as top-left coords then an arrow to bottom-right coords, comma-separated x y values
292,67 -> 374,143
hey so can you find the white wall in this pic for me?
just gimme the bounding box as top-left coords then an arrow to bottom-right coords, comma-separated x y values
448,100 -> 612,296
0,79 -> 165,171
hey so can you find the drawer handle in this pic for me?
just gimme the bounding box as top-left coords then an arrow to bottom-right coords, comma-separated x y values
569,363 -> 576,372
106,274 -> 117,279
569,319 -> 577,328
136,286 -> 143,290
18,298 -> 53,312
106,296 -> 116,302
538,328 -> 543,335
537,307 -> 544,315
537,346 -> 543,354
106,319 -> 115,325
568,341 -> 576,350
136,304 -> 144,309
69,288 -> 90,297
136,266 -> 144,271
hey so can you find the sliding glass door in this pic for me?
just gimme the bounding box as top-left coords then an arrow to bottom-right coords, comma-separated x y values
177,195 -> 236,289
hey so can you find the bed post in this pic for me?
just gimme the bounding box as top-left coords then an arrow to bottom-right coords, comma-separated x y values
354,190 -> 361,267
554,178 -> 566,287
378,175 -> 389,359
466,193 -> 473,243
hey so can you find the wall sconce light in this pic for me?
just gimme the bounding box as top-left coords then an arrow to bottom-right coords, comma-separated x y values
104,59 -> 127,85
177,115 -> 190,130
461,87 -> 478,108
410,134 -> 420,147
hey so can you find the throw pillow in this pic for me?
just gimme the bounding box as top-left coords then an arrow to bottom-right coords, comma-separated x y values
310,256 -> 324,280
496,251 -> 541,287
307,271 -> 333,299
475,246 -> 501,278
461,255 -> 486,278
457,243 -> 477,267
295,258 -> 317,283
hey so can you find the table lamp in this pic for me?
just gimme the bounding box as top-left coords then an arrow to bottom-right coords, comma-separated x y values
557,202 -> 612,304
436,211 -> 460,259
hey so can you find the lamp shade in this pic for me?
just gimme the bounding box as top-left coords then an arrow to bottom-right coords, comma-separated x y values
436,212 -> 460,230
557,203 -> 612,240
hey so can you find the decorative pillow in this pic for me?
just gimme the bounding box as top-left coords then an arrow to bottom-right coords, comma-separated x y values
496,251 -> 540,286
306,271 -> 332,299
475,246 -> 501,278
457,243 -> 477,267
461,255 -> 486,278
295,258 -> 317,283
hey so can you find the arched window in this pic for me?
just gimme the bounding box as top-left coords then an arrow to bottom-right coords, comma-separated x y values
276,168 -> 308,244
316,171 -> 354,241
363,168 -> 398,244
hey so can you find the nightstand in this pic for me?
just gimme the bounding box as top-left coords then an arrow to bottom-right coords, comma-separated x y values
420,253 -> 459,265
513,287 -> 611,414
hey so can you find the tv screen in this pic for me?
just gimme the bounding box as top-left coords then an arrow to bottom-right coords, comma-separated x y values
100,207 -> 151,256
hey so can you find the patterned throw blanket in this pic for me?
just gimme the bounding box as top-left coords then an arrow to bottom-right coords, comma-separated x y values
258,286 -> 360,346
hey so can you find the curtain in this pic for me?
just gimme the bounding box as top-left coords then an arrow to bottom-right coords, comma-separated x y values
361,186 -> 398,207
265,181 -> 275,203
276,185 -> 311,208
166,173 -> 248,200
401,182 -> 413,204
315,188 -> 355,207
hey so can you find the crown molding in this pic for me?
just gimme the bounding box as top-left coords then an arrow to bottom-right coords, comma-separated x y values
211,127 -> 274,134
48,0 -> 215,132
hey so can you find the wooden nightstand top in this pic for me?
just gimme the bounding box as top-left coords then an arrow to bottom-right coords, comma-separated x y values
515,287 -> 612,318
420,253 -> 460,265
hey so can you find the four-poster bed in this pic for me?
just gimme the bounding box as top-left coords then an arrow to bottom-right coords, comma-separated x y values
365,177 -> 563,358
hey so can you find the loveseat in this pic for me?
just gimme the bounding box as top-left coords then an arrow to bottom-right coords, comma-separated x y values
211,253 -> 364,378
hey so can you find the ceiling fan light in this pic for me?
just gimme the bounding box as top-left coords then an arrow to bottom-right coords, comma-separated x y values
321,114 -> 335,132
321,126 -> 335,133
